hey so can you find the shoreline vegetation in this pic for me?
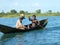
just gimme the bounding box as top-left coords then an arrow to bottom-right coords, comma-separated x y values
0,9 -> 60,18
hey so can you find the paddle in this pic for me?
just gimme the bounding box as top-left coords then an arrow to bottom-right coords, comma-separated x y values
38,18 -> 48,30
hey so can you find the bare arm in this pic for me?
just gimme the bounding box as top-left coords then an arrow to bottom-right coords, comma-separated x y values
16,19 -> 20,28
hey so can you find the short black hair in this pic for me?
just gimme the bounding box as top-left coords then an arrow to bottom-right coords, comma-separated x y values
33,15 -> 36,17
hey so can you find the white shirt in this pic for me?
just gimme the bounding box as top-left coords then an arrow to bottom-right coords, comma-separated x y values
16,19 -> 25,29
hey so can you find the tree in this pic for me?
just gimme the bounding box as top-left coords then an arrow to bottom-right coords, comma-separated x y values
0,10 -> 5,14
56,11 -> 60,16
10,9 -> 17,14
25,11 -> 29,14
48,10 -> 52,14
56,11 -> 60,14
35,9 -> 41,14
19,10 -> 25,14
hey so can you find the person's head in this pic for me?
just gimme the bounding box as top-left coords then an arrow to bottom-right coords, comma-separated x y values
20,14 -> 25,20
32,15 -> 36,20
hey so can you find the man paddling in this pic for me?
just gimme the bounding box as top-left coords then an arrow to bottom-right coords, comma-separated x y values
16,14 -> 26,30
28,15 -> 45,29
28,15 -> 39,28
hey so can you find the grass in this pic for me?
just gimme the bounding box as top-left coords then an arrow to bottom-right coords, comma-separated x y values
0,13 -> 60,18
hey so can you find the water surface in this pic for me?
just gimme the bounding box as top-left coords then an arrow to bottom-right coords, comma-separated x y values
0,16 -> 60,45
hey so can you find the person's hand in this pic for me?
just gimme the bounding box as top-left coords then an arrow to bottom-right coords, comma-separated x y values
43,28 -> 47,30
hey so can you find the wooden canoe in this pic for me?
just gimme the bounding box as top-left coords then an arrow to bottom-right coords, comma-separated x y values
0,19 -> 48,34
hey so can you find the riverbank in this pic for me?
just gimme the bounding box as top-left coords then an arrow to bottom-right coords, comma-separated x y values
0,13 -> 60,18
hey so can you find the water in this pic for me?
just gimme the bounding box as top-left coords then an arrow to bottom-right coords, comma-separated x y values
0,16 -> 60,45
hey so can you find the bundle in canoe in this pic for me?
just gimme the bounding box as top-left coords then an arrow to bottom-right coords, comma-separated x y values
0,19 -> 48,34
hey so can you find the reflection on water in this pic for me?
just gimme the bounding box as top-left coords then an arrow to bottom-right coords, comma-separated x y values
0,16 -> 60,45
0,26 -> 60,45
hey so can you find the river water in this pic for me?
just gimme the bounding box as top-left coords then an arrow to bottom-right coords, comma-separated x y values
0,16 -> 60,45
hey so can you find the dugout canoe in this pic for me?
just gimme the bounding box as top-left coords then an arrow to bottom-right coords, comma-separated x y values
0,19 -> 48,34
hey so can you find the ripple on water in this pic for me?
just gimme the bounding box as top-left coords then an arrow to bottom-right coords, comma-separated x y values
0,16 -> 60,45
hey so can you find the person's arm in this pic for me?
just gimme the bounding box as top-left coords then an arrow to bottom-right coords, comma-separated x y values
16,19 -> 21,28
16,20 -> 25,30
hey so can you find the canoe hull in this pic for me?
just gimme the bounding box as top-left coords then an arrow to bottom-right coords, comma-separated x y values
0,19 -> 48,34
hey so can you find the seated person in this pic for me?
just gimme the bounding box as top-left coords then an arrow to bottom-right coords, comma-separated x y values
16,14 -> 26,30
28,15 -> 45,29
28,15 -> 39,28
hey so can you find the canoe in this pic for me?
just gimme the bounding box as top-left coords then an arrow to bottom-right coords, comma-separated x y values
0,19 -> 48,34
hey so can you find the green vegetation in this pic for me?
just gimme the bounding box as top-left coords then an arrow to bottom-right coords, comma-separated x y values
0,9 -> 60,18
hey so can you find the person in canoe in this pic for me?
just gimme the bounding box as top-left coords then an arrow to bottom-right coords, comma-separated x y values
28,15 -> 45,29
16,14 -> 26,30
